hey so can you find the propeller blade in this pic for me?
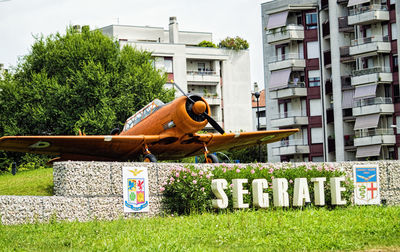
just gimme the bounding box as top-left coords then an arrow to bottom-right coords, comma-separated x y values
203,113 -> 225,135
173,83 -> 196,103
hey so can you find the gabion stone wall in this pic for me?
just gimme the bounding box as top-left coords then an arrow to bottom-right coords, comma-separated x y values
1,161 -> 400,225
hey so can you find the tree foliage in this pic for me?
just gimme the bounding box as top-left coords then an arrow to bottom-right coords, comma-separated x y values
219,36 -> 249,51
198,40 -> 217,48
0,27 -> 174,171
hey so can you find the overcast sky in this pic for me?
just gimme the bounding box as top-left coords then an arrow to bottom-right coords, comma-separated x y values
0,0 -> 266,89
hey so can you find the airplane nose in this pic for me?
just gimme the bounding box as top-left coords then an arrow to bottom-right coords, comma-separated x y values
192,100 -> 207,115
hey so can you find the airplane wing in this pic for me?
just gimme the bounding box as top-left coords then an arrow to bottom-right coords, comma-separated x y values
0,129 -> 298,162
0,135 -> 161,161
199,129 -> 299,154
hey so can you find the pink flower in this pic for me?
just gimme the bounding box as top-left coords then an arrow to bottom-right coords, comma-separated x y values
175,172 -> 180,178
201,187 -> 205,192
193,180 -> 197,184
160,187 -> 165,192
269,168 -> 274,174
206,174 -> 211,179
162,182 -> 167,186
183,175 -> 187,179
223,168 -> 227,173
250,169 -> 255,174
191,172 -> 197,177
271,176 -> 274,180
170,177 -> 175,182
230,184 -> 234,188
199,170 -> 204,176
236,169 -> 240,173
289,179 -> 293,183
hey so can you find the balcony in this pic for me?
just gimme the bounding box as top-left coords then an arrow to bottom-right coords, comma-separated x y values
324,50 -> 331,67
322,21 -> 330,38
268,53 -> 305,71
272,139 -> 310,156
348,5 -> 389,26
351,66 -> 393,86
341,76 -> 352,89
352,97 -> 394,116
270,111 -> 308,128
338,16 -> 353,32
349,36 -> 391,57
344,135 -> 355,150
203,96 -> 221,105
354,128 -> 396,147
186,71 -> 220,84
266,25 -> 304,45
340,46 -> 355,63
269,82 -> 307,99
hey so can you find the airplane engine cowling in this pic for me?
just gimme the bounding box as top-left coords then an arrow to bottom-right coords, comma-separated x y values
174,95 -> 210,134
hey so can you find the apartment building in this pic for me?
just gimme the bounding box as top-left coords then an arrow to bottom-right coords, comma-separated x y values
101,17 -> 253,132
262,0 -> 400,162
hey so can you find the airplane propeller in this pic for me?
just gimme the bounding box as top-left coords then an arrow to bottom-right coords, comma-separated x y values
173,83 -> 225,135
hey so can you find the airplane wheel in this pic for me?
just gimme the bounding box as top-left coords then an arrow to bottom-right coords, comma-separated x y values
205,153 -> 219,163
144,154 -> 157,163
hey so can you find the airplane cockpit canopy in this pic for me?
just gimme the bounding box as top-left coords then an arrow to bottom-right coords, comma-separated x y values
123,99 -> 165,132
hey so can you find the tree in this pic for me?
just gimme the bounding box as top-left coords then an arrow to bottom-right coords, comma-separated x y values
219,36 -> 249,51
198,40 -> 217,48
0,26 -> 175,171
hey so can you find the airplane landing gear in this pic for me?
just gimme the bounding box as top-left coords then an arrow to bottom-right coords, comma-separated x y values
205,153 -> 219,163
203,143 -> 219,163
143,143 -> 157,162
144,154 -> 157,163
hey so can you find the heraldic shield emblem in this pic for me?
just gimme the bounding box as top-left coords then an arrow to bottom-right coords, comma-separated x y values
353,165 -> 380,205
123,167 -> 150,212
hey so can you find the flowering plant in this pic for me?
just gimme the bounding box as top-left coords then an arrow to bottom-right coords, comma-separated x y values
161,163 -> 353,214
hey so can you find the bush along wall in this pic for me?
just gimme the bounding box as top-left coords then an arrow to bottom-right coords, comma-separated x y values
160,163 -> 353,214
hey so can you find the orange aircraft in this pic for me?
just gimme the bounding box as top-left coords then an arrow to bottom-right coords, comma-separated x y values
0,87 -> 298,163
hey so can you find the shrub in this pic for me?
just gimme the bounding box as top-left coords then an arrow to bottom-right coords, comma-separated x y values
198,40 -> 217,48
219,36 -> 249,51
161,163 -> 353,214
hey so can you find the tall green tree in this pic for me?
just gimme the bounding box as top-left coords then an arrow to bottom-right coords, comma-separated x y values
0,26 -> 174,171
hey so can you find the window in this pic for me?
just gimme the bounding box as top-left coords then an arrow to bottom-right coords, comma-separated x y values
310,99 -> 322,116
164,58 -> 173,73
311,128 -> 323,144
391,23 -> 397,40
382,24 -> 389,40
307,41 -> 320,59
198,63 -> 206,72
312,156 -> 324,162
305,12 -> 318,30
308,70 -> 321,87
393,55 -> 398,72
390,0 -> 395,5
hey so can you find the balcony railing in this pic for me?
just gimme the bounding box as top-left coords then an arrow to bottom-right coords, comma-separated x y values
338,16 -> 353,31
266,24 -> 304,34
355,128 -> 394,138
187,70 -> 217,76
352,66 -> 391,77
268,53 -> 304,63
349,4 -> 388,16
344,135 -> 355,146
278,139 -> 308,147
271,111 -> 307,120
353,97 -> 392,107
351,35 -> 390,46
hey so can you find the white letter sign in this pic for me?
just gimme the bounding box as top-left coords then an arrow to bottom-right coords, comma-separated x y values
311,177 -> 326,206
212,179 -> 228,209
330,177 -> 346,205
293,178 -> 310,206
252,179 -> 269,208
273,178 -> 289,207
232,179 -> 249,208
123,167 -> 150,212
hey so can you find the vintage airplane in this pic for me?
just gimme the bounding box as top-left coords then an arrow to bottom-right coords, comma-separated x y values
0,86 -> 299,163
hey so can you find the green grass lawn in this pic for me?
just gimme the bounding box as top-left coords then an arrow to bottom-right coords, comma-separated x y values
0,168 -> 53,196
1,206 -> 399,251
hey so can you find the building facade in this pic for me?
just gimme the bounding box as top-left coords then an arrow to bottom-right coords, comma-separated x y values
252,89 -> 267,131
101,17 -> 253,132
262,0 -> 400,162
